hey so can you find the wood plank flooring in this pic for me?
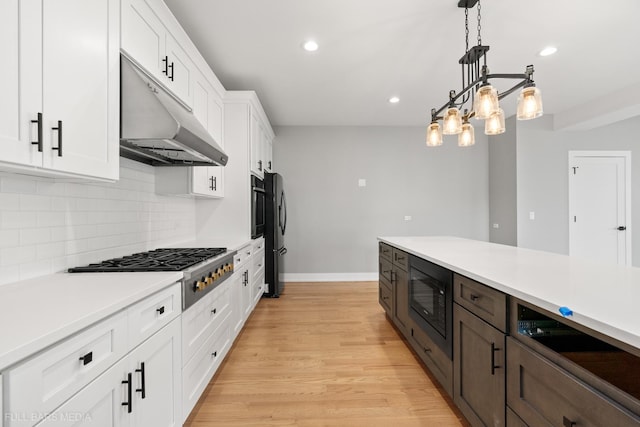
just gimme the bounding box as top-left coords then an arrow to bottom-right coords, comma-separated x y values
184,282 -> 469,426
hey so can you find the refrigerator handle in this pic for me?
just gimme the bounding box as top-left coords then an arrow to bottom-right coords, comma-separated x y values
278,247 -> 288,256
280,191 -> 287,235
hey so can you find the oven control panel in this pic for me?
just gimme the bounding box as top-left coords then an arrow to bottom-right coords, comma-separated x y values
194,262 -> 234,292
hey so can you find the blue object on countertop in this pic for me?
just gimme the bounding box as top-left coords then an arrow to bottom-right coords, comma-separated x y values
559,306 -> 573,317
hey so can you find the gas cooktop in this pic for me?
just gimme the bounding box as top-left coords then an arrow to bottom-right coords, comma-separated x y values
68,248 -> 227,273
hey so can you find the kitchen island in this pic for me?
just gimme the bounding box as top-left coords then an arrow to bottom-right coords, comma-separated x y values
378,236 -> 640,427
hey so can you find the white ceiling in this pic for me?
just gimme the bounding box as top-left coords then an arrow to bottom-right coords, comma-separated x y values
164,0 -> 640,127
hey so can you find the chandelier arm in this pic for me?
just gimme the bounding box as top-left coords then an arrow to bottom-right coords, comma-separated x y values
431,75 -> 485,119
495,79 -> 531,101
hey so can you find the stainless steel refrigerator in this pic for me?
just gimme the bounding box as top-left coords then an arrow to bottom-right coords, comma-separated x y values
264,172 -> 287,297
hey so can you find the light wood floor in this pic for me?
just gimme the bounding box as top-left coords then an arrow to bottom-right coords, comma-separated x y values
184,282 -> 469,426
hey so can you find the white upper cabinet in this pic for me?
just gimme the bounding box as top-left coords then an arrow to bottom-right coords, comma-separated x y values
0,0 -> 120,180
121,0 -> 194,107
249,110 -> 274,178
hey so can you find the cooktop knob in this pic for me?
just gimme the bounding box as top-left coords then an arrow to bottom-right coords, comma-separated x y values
194,280 -> 206,291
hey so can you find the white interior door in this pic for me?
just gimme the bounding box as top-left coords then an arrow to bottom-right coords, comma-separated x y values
569,151 -> 631,265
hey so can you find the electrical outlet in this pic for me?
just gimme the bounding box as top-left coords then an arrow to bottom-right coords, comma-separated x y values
358,179 -> 366,187
492,223 -> 500,229
404,216 -> 412,221
529,211 -> 535,220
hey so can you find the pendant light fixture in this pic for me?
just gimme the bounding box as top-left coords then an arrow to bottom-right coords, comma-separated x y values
426,0 -> 543,147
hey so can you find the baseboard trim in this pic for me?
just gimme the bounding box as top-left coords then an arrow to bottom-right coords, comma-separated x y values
283,273 -> 378,282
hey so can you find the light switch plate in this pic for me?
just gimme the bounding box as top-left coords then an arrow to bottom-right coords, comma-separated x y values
529,211 -> 535,220
358,179 -> 366,187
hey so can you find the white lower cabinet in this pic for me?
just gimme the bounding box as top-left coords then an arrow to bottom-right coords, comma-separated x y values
35,317 -> 181,427
3,283 -> 182,427
181,276 -> 236,421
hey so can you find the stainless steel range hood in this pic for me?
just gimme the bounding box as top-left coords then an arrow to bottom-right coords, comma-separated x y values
120,55 -> 228,166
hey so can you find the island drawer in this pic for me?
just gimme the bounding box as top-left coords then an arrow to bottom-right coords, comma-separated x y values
379,257 -> 392,283
379,242 -> 392,261
392,248 -> 409,271
408,321 -> 453,396
454,273 -> 507,332
506,337 -> 640,427
4,311 -> 128,427
506,407 -> 528,426
379,281 -> 392,313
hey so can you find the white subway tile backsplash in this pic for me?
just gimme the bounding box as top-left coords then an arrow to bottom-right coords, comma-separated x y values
0,176 -> 38,194
0,230 -> 20,248
0,161 -> 197,286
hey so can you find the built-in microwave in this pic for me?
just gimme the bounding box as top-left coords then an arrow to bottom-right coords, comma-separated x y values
408,254 -> 453,359
251,175 -> 265,238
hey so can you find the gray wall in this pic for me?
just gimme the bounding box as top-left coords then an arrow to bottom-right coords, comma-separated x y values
516,114 -> 640,266
273,126 -> 490,277
489,116 -> 517,246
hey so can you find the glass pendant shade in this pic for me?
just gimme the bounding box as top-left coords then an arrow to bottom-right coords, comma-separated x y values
474,85 -> 499,119
485,108 -> 506,135
426,122 -> 443,147
442,107 -> 463,134
458,122 -> 475,147
517,86 -> 543,120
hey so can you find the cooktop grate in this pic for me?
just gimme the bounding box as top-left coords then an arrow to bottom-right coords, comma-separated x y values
68,248 -> 227,272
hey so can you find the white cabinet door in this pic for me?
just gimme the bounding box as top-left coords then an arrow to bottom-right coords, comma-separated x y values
121,0 -> 166,88
121,0 -> 194,108
0,0 -> 119,180
192,72 -> 224,147
0,0 -> 42,168
249,112 -> 263,178
164,34 -> 194,107
129,318 -> 181,427
34,358 -> 130,427
191,167 -> 224,198
264,135 -> 273,173
40,0 -> 119,179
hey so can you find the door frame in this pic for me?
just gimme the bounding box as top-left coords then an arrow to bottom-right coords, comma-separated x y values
568,150 -> 632,265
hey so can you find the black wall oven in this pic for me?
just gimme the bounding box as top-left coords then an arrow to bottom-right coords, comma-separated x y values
409,254 -> 453,359
251,175 -> 265,238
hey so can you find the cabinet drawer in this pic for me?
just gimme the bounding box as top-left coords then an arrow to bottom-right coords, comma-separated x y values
5,311 -> 128,427
253,248 -> 265,280
379,257 -> 392,283
252,238 -> 265,252
182,313 -> 232,422
127,282 -> 181,348
392,248 -> 409,271
182,280 -> 231,364
379,281 -> 392,313
379,242 -> 392,261
454,273 -> 507,332
408,321 -> 453,397
506,337 -> 640,427
234,244 -> 252,269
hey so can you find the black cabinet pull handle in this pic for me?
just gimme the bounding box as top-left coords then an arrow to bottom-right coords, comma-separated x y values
211,308 -> 217,314
258,160 -> 263,171
135,362 -> 146,399
162,56 -> 169,75
268,161 -> 272,170
470,294 -> 480,302
490,343 -> 500,375
209,176 -> 217,191
52,120 -> 62,157
79,351 -> 93,366
562,416 -> 576,427
212,351 -> 217,358
423,347 -> 432,353
168,61 -> 174,81
31,112 -> 43,152
122,372 -> 133,413
156,306 -> 165,315
617,226 -> 627,231
390,271 -> 396,284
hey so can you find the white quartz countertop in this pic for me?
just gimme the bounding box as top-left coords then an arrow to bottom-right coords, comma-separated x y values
168,238 -> 255,253
379,236 -> 640,351
0,271 -> 182,371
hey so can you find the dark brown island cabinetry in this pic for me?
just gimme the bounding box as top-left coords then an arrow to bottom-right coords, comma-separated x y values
377,241 -> 640,427
453,274 -> 508,427
378,242 -> 409,334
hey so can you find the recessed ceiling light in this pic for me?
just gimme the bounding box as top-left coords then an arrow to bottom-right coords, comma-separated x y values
539,46 -> 558,57
303,40 -> 319,52
388,96 -> 400,104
